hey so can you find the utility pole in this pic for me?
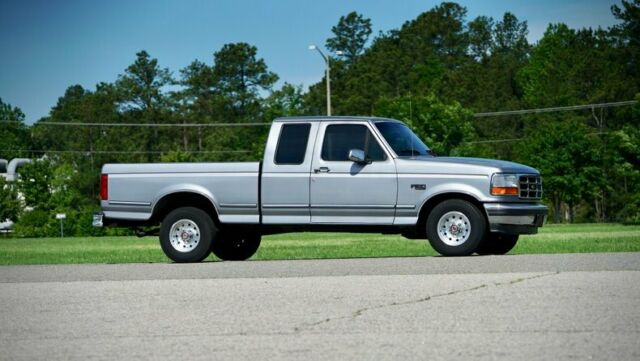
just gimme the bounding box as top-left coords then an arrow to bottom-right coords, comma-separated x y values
309,45 -> 343,116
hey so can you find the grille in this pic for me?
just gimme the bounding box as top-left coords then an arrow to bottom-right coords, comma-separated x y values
519,175 -> 542,199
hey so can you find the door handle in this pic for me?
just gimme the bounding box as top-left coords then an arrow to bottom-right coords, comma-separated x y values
314,167 -> 330,173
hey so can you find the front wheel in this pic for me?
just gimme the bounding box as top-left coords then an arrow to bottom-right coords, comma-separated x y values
159,207 -> 215,263
476,233 -> 519,255
426,199 -> 486,256
212,233 -> 261,261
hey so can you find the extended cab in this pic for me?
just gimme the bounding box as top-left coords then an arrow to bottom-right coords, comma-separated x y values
94,116 -> 548,262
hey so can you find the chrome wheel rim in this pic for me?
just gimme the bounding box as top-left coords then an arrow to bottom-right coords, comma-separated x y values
169,219 -> 201,253
437,211 -> 471,246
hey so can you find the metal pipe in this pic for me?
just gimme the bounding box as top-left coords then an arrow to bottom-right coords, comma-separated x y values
6,158 -> 31,182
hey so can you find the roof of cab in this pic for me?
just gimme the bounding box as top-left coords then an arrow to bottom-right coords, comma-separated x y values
273,116 -> 404,124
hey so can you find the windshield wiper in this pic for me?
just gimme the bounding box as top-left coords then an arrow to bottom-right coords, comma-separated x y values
397,149 -> 425,156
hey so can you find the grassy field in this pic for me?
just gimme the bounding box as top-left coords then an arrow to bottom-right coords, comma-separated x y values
0,223 -> 639,265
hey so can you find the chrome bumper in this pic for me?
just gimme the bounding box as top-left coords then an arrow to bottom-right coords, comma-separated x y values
483,203 -> 548,235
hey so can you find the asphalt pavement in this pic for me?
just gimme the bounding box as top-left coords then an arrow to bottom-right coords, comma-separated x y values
1,253 -> 639,360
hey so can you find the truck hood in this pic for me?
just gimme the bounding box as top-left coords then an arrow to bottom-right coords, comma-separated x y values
395,156 -> 539,175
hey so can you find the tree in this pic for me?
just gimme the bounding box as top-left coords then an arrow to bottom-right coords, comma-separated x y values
493,12 -> 529,55
16,158 -> 54,210
611,0 -> 640,86
516,117 -> 601,223
115,50 -> 173,160
0,98 -> 30,160
518,24 -> 634,108
611,0 -> 640,46
175,60 -> 215,152
326,11 -> 372,63
0,177 -> 21,222
265,83 -> 305,118
116,50 -> 172,112
211,42 -> 278,118
373,94 -> 476,155
468,16 -> 494,60
13,159 -> 91,237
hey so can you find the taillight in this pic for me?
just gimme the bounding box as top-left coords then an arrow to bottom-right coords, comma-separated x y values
100,174 -> 108,200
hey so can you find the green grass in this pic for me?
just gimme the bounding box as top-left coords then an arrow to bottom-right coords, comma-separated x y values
0,223 -> 639,265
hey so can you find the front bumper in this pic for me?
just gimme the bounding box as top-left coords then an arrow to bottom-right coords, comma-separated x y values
483,203 -> 548,235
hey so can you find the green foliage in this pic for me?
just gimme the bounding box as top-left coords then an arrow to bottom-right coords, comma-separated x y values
0,177 -> 21,222
468,16 -> 494,59
264,83 -> 305,119
326,11 -> 372,63
212,42 -> 278,117
13,159 -> 92,237
373,95 -> 476,155
13,209 -> 53,237
160,150 -> 194,163
494,12 -> 529,54
516,117 -> 602,223
0,98 -> 30,159
16,159 -> 53,209
116,50 -> 173,112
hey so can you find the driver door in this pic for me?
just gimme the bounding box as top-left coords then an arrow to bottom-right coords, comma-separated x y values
310,122 -> 397,224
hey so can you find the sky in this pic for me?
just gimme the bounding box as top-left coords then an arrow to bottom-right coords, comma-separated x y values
0,0 -> 622,124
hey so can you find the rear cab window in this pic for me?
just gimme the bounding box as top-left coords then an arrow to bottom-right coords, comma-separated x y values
274,123 -> 311,165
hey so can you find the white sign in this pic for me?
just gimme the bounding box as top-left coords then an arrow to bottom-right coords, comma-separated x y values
56,213 -> 66,220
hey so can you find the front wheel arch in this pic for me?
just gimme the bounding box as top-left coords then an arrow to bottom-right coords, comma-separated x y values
417,193 -> 488,234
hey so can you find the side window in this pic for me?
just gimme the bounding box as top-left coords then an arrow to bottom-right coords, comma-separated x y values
274,123 -> 311,165
321,124 -> 387,162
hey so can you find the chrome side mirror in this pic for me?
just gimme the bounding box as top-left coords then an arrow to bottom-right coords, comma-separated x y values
348,149 -> 367,164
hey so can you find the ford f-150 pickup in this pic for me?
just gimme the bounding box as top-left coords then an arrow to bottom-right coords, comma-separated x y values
94,116 -> 548,262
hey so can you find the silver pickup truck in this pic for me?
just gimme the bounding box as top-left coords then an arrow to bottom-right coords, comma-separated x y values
94,116 -> 548,262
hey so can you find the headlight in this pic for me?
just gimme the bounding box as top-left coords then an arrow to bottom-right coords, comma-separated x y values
491,173 -> 519,196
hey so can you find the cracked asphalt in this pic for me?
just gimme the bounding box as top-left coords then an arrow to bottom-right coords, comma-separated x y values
1,253 -> 639,360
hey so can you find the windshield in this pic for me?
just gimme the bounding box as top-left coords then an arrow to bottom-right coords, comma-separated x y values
374,122 -> 431,156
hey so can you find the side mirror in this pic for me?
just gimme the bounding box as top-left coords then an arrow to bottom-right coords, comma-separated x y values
348,149 -> 368,164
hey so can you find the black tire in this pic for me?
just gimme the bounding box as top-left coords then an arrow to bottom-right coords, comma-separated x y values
476,233 -> 519,255
426,199 -> 486,256
159,207 -> 216,263
212,232 -> 261,261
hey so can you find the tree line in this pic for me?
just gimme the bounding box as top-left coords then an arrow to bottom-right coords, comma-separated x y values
1,1 -> 639,236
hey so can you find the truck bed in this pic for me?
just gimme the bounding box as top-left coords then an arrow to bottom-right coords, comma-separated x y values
102,162 -> 260,224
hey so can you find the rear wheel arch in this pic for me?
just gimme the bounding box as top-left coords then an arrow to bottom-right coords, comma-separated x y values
151,191 -> 220,225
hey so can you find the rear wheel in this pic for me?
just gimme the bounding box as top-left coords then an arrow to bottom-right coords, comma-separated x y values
212,233 -> 261,261
476,233 -> 519,255
159,207 -> 215,263
426,199 -> 486,256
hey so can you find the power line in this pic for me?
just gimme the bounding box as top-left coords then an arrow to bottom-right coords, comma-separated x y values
31,99 -> 639,126
4,100 -> 637,128
473,100 -> 637,118
465,137 -> 522,144
464,131 -> 609,145
34,122 -> 272,127
0,149 -> 251,154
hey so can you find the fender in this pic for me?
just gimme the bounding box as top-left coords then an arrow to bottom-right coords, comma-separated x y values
151,184 -> 220,217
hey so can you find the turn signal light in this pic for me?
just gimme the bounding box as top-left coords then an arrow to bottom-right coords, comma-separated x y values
100,174 -> 108,200
491,187 -> 518,196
